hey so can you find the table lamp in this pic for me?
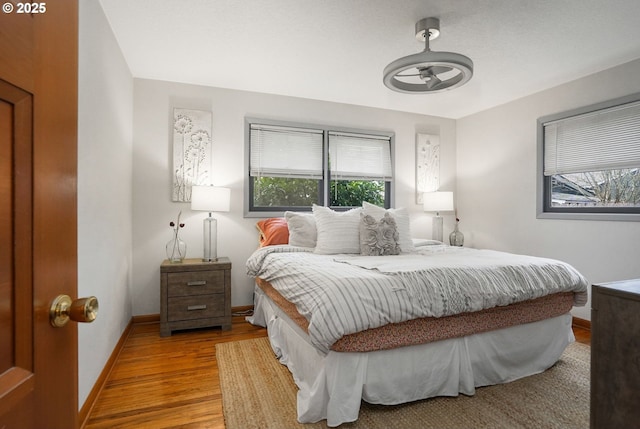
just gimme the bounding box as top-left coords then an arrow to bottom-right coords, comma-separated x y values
423,191 -> 454,242
191,186 -> 231,262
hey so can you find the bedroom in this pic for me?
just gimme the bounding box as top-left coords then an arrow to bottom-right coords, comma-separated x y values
2,0 -> 639,427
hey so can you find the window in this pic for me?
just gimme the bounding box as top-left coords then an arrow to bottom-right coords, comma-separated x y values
249,123 -> 324,210
245,118 -> 394,216
537,93 -> 640,221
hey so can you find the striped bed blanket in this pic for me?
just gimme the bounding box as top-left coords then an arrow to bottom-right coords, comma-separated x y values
246,245 -> 588,355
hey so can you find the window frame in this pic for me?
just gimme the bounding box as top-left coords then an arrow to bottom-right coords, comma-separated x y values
536,92 -> 640,221
244,117 -> 395,218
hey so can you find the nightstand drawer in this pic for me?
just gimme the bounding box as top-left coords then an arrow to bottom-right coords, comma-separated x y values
168,295 -> 225,321
167,271 -> 225,297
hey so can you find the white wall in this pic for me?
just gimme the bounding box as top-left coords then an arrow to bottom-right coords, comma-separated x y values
132,79 -> 456,314
78,0 -> 134,409
457,59 -> 640,320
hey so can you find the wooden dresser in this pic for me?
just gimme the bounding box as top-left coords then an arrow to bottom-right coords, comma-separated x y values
160,257 -> 232,337
591,279 -> 640,428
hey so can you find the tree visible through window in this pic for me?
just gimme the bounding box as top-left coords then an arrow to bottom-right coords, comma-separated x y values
550,169 -> 640,208
253,177 -> 319,208
330,180 -> 385,207
252,177 -> 386,208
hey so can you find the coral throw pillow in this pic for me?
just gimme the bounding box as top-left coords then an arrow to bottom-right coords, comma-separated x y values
256,217 -> 289,247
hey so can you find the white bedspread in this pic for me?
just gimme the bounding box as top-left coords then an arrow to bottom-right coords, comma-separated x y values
246,244 -> 588,354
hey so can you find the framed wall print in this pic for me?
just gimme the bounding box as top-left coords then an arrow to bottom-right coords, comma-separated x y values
172,108 -> 212,202
415,133 -> 440,204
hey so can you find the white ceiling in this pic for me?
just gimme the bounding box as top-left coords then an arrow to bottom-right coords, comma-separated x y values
98,0 -> 640,119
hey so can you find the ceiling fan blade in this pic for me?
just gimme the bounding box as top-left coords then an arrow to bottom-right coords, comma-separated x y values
398,65 -> 452,79
424,65 -> 452,75
425,74 -> 442,89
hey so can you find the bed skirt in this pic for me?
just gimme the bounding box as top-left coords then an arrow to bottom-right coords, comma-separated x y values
248,285 -> 575,427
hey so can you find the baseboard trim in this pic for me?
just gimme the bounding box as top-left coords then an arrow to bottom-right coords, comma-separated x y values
231,304 -> 254,316
78,318 -> 134,429
132,313 -> 161,324
572,316 -> 591,331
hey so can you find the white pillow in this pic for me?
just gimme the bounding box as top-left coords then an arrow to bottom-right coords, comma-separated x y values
285,211 -> 317,248
312,205 -> 363,254
412,238 -> 443,247
362,201 -> 416,253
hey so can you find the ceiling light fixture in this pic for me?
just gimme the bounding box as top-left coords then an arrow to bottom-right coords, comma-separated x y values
383,17 -> 473,94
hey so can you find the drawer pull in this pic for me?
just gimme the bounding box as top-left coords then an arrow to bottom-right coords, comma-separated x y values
187,304 -> 207,311
187,280 -> 207,286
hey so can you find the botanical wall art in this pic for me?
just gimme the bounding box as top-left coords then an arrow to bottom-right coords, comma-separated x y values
415,133 -> 440,204
172,108 -> 213,202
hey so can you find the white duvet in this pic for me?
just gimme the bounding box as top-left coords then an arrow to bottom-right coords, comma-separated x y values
246,244 -> 588,355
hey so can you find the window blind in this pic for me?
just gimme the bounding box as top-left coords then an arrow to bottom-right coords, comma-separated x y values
543,100 -> 640,176
250,124 -> 323,179
328,132 -> 392,180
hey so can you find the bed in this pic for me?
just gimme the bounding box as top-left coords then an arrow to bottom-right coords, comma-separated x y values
246,205 -> 588,427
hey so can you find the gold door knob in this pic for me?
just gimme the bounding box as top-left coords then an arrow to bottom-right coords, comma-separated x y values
49,295 -> 99,328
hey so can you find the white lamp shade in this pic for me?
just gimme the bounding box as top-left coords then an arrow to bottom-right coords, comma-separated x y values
423,191 -> 454,212
191,186 -> 231,212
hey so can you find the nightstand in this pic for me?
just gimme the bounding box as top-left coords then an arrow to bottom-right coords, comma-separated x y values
160,257 -> 232,337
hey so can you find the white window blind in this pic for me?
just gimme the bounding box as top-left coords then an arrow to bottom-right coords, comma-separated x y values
250,124 -> 323,179
543,100 -> 640,176
328,132 -> 392,180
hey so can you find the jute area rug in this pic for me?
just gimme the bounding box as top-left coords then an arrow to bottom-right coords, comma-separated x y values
216,337 -> 589,429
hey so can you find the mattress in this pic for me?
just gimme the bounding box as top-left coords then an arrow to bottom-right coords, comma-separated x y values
256,276 -> 575,352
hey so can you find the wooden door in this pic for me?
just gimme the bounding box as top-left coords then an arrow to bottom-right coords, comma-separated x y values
0,1 -> 79,428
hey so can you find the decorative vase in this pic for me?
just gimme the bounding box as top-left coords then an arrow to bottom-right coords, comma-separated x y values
166,235 -> 187,263
449,221 -> 464,247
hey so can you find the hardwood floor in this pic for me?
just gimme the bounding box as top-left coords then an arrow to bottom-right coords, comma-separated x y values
84,315 -> 267,429
84,316 -> 590,429
573,323 -> 591,345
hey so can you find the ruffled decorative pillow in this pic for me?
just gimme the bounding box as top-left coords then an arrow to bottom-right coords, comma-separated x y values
362,202 -> 415,253
359,212 -> 400,256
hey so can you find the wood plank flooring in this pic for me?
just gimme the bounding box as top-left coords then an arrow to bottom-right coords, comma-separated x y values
84,315 -> 267,429
84,316 -> 590,429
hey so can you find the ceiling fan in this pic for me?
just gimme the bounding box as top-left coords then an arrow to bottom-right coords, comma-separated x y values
383,17 -> 473,94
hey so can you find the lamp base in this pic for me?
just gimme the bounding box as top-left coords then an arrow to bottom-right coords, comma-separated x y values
432,215 -> 444,242
203,215 -> 218,262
